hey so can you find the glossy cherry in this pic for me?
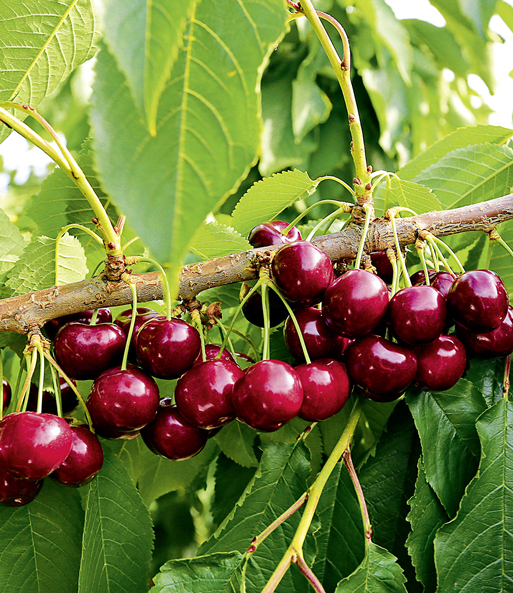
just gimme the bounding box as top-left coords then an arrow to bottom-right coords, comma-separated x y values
2,379 -> 11,410
136,317 -> 201,380
0,412 -> 73,480
345,335 -> 417,396
456,306 -> 513,358
54,322 -> 126,380
431,271 -> 456,299
45,307 -> 112,340
141,400 -> 208,460
447,270 -> 508,333
114,307 -> 162,359
248,220 -> 302,248
414,335 -> 467,391
322,269 -> 389,338
193,344 -> 236,366
284,307 -> 337,360
410,270 -> 437,286
295,359 -> 350,421
242,289 -> 289,328
0,472 -> 43,506
51,425 -> 104,487
26,376 -> 78,415
389,285 -> 447,345
271,242 -> 334,307
370,251 -> 394,284
175,359 -> 243,429
231,360 -> 303,432
87,365 -> 160,438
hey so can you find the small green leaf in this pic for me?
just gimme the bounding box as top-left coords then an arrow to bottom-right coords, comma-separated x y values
78,447 -> 154,593
230,169 -> 319,239
434,399 -> 513,593
0,479 -> 84,593
0,207 -> 26,285
214,421 -> 259,468
151,551 -> 244,593
189,221 -> 251,260
334,543 -> 408,593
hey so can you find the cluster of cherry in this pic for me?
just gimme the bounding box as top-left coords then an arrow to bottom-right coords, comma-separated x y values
1,219 -> 512,507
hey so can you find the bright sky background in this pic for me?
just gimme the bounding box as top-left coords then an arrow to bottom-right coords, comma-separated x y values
1,1 -> 513,196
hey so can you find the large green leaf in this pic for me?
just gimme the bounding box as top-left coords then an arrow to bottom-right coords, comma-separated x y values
334,543 -> 408,593
78,447 -> 153,593
0,479 -> 84,593
90,0 -> 288,273
406,458 -> 448,593
151,551 -> 244,593
406,379 -> 488,517
0,0 -> 98,142
0,207 -> 26,286
99,0 -> 196,135
434,399 -> 513,592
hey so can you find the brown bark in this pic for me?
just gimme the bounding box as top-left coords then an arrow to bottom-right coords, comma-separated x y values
1,194 -> 512,336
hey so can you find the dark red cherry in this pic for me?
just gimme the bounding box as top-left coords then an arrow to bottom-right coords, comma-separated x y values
271,242 -> 334,307
136,317 -> 201,380
431,271 -> 456,299
410,270 -> 437,286
330,335 -> 354,361
87,365 -> 160,437
447,270 -> 508,333
389,286 -> 447,345
193,344 -> 236,366
54,322 -> 126,380
284,307 -> 337,360
114,307 -> 162,359
242,289 -> 289,328
295,359 -> 350,421
175,360 -> 243,429
414,335 -> 466,391
322,269 -> 389,338
345,335 -> 417,396
26,376 -> 78,415
248,220 -> 302,248
51,425 -> 104,487
456,306 -> 513,358
362,390 -> 403,403
370,251 -> 394,284
0,471 -> 43,506
231,360 -> 303,432
45,307 -> 112,340
0,412 -> 73,480
141,400 -> 208,460
2,379 -> 11,410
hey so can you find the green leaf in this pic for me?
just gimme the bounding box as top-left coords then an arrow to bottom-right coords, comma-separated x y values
414,143 -> 513,211
78,447 -> 154,593
490,219 -> 513,296
5,234 -> 88,296
0,0 -> 98,142
214,421 -> 259,468
0,479 -> 84,593
406,379 -> 488,517
434,399 -> 513,593
313,461 -> 365,588
406,458 -> 449,593
90,0 -> 288,273
463,356 -> 506,407
334,543 -> 408,593
100,0 -> 196,135
230,170 -> 319,238
0,207 -> 26,285
497,0 -> 513,31
374,178 -> 441,216
151,551 -> 244,593
189,221 -> 251,260
398,124 -> 513,181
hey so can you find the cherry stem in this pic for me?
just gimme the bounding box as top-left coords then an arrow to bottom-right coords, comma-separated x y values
388,212 -> 411,287
49,363 -> 63,418
387,250 -> 400,297
344,449 -> 372,550
306,206 -> 351,242
215,323 -> 237,358
504,355 -> 511,401
130,256 -> 172,319
354,203 -> 374,269
316,175 -> 356,196
416,239 -> 431,286
218,322 -> 258,361
261,283 -> 271,361
192,310 -> 207,362
89,308 -> 99,325
493,234 -> 513,261
121,281 -> 138,371
0,354 -> 3,420
283,199 -> 353,236
426,235 -> 464,274
36,343 -> 45,414
267,282 -> 312,364
16,348 -> 38,413
297,554 -> 327,593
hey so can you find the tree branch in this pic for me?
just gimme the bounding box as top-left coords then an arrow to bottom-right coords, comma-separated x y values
1,194 -> 512,336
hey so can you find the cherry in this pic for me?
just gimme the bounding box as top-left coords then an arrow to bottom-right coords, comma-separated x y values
51,425 -> 104,487
175,359 -> 243,429
0,472 -> 43,506
345,335 -> 417,396
388,285 -> 447,345
141,399 -> 208,460
322,269 -> 389,338
414,335 -> 466,391
114,307 -> 162,359
456,306 -> 513,358
54,322 -> 126,380
231,360 -> 303,432
2,379 -> 11,410
284,307 -> 337,360
295,359 -> 350,421
431,271 -> 456,299
410,270 -> 437,286
0,412 -> 73,480
330,335 -> 354,361
87,365 -> 160,437
26,376 -> 78,415
370,251 -> 394,284
271,242 -> 334,307
45,307 -> 112,340
248,220 -> 301,248
193,344 -> 236,366
242,289 -> 289,328
136,317 -> 201,380
447,270 -> 508,333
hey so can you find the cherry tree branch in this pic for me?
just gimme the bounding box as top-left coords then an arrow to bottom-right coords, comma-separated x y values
0,194 -> 512,336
